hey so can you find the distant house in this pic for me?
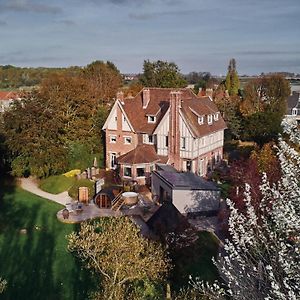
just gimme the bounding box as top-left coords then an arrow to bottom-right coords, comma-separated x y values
0,91 -> 20,113
151,168 -> 221,216
286,91 -> 300,123
102,87 -> 227,184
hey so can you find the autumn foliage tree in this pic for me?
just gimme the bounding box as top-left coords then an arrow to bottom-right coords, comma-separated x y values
68,217 -> 169,300
3,61 -> 117,177
83,60 -> 123,104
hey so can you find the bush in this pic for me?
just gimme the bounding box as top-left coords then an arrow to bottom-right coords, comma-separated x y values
39,175 -> 76,194
63,169 -> 81,178
68,179 -> 95,200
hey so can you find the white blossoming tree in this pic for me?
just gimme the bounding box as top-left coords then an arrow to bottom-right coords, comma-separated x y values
189,119 -> 300,300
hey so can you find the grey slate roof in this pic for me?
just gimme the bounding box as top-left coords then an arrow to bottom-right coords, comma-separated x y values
287,92 -> 300,115
155,163 -> 177,172
155,170 -> 219,191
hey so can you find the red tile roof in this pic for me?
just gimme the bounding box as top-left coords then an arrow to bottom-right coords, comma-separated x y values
0,91 -> 19,101
121,87 -> 226,137
117,144 -> 161,164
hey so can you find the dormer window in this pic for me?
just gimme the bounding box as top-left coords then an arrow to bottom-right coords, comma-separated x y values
143,134 -> 154,144
198,116 -> 204,125
147,115 -> 156,123
208,115 -> 213,125
292,108 -> 298,116
214,113 -> 219,121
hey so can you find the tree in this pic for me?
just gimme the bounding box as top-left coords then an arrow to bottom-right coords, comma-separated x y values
243,111 -> 283,145
240,75 -> 290,118
83,60 -> 122,104
225,58 -> 240,96
3,71 -> 109,177
3,92 -> 68,177
190,120 -> 300,299
68,217 -> 169,300
139,60 -> 187,88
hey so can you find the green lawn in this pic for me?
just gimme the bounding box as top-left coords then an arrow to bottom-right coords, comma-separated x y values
0,176 -> 94,300
170,231 -> 220,291
39,175 -> 76,194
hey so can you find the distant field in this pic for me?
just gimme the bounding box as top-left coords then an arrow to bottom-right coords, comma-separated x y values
0,177 -> 93,300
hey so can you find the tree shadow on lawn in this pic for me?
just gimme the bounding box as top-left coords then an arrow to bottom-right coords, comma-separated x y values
0,176 -> 94,300
169,231 -> 220,292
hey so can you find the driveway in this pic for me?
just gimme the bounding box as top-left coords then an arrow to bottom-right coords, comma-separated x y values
20,177 -> 73,206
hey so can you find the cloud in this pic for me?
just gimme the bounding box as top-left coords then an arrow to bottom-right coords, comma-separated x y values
129,9 -> 199,20
0,0 -> 62,14
0,20 -> 7,26
57,20 -> 76,26
236,50 -> 300,56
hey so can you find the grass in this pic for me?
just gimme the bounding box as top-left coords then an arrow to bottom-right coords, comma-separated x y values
39,175 -> 76,194
68,179 -> 95,201
0,176 -> 94,300
170,231 -> 220,291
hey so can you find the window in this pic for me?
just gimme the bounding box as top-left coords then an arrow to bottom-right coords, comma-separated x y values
110,135 -> 117,143
137,167 -> 145,177
292,108 -> 298,116
214,113 -> 219,121
198,116 -> 204,125
115,116 -> 117,121
165,135 -> 168,147
181,137 -> 186,149
147,115 -> 156,123
143,134 -> 155,144
124,167 -> 132,177
124,136 -> 132,144
207,115 -> 213,125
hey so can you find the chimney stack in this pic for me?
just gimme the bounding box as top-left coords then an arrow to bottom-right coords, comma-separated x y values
142,88 -> 150,109
168,91 -> 182,170
206,88 -> 213,98
116,91 -> 124,102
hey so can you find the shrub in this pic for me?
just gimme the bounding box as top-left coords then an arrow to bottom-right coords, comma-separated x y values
63,169 -> 81,178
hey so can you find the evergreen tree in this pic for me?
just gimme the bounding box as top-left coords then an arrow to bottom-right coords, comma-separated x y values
225,58 -> 240,96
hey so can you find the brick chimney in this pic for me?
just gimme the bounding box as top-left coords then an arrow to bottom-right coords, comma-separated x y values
116,91 -> 124,102
168,91 -> 181,170
142,88 -> 150,109
206,88 -> 213,98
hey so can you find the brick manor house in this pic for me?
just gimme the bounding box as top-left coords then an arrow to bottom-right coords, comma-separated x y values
102,87 -> 226,184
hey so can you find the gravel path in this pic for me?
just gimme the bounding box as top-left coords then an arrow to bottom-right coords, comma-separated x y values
20,177 -> 73,206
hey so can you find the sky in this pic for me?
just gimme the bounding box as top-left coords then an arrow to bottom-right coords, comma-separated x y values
0,0 -> 300,75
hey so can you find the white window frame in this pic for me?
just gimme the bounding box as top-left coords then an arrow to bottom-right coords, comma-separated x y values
124,136 -> 132,144
147,115 -> 156,123
136,166 -> 146,178
109,135 -> 117,143
214,113 -> 219,121
208,115 -> 213,125
165,135 -> 168,148
181,137 -> 186,150
292,108 -> 298,116
198,116 -> 204,125
123,166 -> 132,178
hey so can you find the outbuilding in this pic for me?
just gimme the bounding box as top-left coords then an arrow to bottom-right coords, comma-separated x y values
151,169 -> 220,216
